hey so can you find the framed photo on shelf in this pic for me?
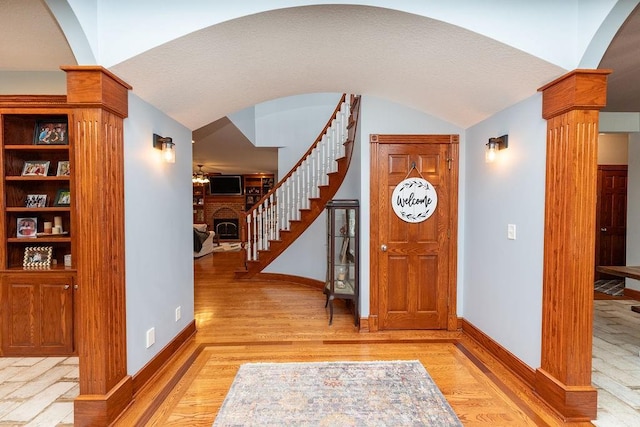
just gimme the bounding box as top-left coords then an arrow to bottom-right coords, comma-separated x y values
25,194 -> 47,208
54,189 -> 71,207
17,217 -> 37,238
56,160 -> 70,176
21,160 -> 50,176
23,246 -> 53,268
34,120 -> 68,145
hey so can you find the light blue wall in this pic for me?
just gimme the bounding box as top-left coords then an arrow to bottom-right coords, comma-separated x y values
124,94 -> 194,374
464,94 -> 546,367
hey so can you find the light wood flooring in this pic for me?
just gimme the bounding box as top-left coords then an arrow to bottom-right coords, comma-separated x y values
115,252 -> 595,426
3,253 -> 638,425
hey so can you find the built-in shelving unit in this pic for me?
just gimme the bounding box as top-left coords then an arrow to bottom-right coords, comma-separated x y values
1,106 -> 75,356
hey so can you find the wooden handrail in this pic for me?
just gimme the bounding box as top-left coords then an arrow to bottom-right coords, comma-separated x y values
249,93 -> 347,209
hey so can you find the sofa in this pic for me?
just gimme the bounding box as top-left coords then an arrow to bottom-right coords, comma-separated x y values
193,223 -> 218,258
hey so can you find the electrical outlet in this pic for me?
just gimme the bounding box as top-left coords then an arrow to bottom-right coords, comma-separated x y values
175,306 -> 181,322
507,224 -> 516,240
146,327 -> 155,348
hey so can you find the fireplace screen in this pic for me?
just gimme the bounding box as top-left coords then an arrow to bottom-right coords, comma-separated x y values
213,218 -> 239,240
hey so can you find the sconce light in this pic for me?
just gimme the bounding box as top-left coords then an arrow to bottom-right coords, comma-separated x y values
485,134 -> 508,163
153,134 -> 175,163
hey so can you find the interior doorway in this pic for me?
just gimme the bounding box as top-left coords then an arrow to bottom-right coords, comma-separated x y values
595,165 -> 628,280
369,134 -> 459,331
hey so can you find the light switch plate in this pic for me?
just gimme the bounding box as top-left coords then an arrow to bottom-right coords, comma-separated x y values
507,224 -> 516,240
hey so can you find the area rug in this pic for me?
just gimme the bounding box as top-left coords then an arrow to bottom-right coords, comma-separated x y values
213,360 -> 462,426
594,279 -> 625,296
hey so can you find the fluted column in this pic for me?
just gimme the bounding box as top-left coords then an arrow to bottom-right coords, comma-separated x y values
536,69 -> 610,421
62,66 -> 132,426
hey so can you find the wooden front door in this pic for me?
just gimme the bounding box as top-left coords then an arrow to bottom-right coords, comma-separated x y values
595,165 -> 628,278
370,134 -> 459,331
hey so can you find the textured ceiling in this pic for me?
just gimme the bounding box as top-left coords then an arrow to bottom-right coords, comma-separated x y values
110,5 -> 565,131
1,2 -> 639,175
0,0 -> 76,71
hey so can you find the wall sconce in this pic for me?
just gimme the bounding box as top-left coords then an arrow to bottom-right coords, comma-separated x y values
485,134 -> 508,163
153,134 -> 175,163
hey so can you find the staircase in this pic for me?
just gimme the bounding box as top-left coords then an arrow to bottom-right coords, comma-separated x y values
235,94 -> 361,279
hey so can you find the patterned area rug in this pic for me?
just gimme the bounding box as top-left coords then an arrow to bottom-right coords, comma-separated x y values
213,360 -> 462,426
594,279 -> 625,296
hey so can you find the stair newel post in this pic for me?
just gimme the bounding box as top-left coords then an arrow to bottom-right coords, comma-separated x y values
304,157 -> 311,209
300,160 -> 307,210
309,148 -> 317,199
341,100 -> 349,146
262,202 -> 268,250
245,214 -> 252,261
294,168 -> 301,220
269,194 -> 275,241
318,135 -> 327,185
281,183 -> 289,231
314,146 -> 321,197
329,120 -> 336,170
257,204 -> 264,251
274,191 -> 281,240
252,210 -> 258,259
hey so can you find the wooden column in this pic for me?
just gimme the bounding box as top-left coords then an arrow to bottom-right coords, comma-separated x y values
62,66 -> 133,426
536,69 -> 611,421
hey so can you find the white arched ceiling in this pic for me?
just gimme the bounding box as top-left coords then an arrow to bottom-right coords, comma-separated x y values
110,5 -> 565,129
0,0 -> 76,71
86,0 -> 612,71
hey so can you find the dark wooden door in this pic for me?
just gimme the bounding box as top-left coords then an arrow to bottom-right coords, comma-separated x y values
370,135 -> 458,330
595,165 -> 628,278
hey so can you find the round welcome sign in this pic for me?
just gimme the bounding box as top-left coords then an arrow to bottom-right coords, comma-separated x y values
391,177 -> 438,223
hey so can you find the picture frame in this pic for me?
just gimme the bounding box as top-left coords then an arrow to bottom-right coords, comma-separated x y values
25,194 -> 47,208
54,189 -> 71,207
21,160 -> 50,176
23,246 -> 53,268
56,160 -> 70,176
17,217 -> 38,238
34,120 -> 68,145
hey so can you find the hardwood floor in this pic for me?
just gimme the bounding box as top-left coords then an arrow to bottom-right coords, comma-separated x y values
114,252 -> 592,426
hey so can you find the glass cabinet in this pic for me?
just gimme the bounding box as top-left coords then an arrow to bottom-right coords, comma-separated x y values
324,199 -> 359,326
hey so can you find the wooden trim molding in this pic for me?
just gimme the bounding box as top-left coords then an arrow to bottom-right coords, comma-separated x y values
252,273 -> 325,290
132,321 -> 197,394
536,69 -> 611,421
462,319 -> 536,387
624,286 -> 640,300
74,375 -> 133,427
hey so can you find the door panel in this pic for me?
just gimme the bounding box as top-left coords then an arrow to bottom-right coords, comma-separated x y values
374,138 -> 454,330
595,166 -> 627,278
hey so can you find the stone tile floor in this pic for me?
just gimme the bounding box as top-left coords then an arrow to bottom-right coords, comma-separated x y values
0,356 -> 77,426
593,299 -> 640,426
0,300 -> 638,425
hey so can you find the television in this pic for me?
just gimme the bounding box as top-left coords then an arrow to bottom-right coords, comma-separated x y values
209,175 -> 243,195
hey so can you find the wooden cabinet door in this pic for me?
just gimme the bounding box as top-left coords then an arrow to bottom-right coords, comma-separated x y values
1,273 -> 74,356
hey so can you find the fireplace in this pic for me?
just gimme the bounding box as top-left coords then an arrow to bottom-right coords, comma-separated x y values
214,218 -> 239,240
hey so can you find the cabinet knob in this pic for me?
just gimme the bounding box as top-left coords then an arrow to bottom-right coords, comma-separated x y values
74,284 -> 78,290
64,284 -> 70,290
381,244 -> 387,252
600,227 -> 607,232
